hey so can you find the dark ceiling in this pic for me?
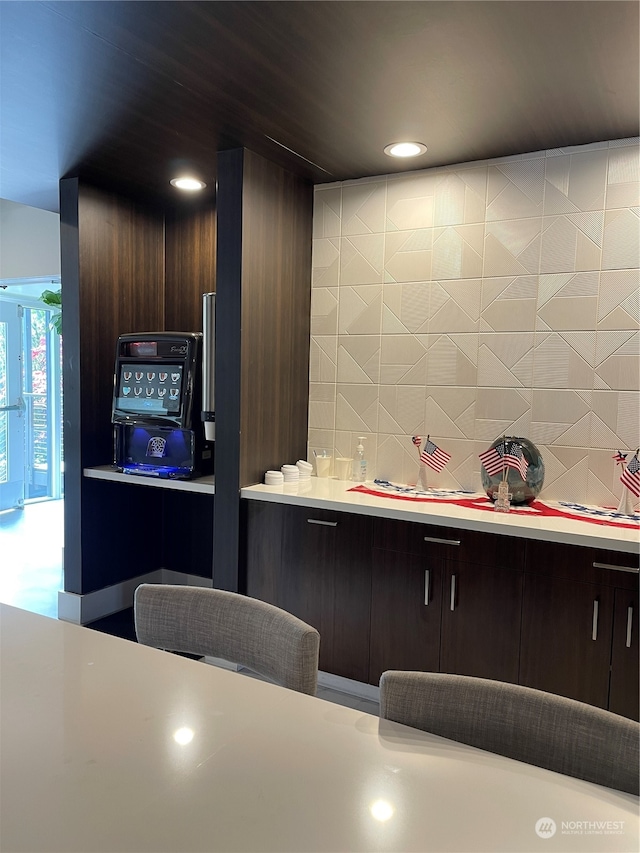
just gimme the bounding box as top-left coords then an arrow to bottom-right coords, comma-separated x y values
1,0 -> 638,213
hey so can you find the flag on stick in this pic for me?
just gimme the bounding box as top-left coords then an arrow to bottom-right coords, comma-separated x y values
479,443 -> 507,476
621,453 -> 640,498
613,450 -> 628,466
505,441 -> 529,481
420,439 -> 452,472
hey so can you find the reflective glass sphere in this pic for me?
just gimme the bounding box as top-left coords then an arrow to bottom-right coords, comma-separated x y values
481,436 -> 545,505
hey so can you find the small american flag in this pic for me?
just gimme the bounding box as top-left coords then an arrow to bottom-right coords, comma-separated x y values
621,454 -> 640,498
412,436 -> 422,448
479,443 -> 506,476
420,439 -> 452,472
613,450 -> 628,466
505,442 -> 529,481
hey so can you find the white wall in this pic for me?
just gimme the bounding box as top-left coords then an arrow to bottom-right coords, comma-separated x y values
308,137 -> 640,506
0,198 -> 60,280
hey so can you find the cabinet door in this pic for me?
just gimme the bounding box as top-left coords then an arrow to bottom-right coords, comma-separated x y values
609,587 -> 639,721
244,501 -> 285,604
519,574 -> 614,709
440,562 -> 523,683
281,506 -> 371,683
369,548 -> 442,686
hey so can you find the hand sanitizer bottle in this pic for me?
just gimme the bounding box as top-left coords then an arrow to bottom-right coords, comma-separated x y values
355,437 -> 367,482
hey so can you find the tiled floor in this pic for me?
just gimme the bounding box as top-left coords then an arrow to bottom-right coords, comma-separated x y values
0,499 -> 63,619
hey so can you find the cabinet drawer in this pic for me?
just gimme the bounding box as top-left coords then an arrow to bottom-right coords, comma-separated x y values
372,517 -> 524,571
525,540 -> 639,587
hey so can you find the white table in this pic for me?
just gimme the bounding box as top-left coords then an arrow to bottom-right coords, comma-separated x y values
1,604 -> 637,853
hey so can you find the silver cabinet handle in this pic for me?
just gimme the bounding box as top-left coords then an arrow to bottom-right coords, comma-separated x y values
592,600 -> 599,641
626,606 -> 633,648
593,562 -> 639,574
424,536 -> 461,546
306,519 -> 338,527
424,570 -> 430,606
450,575 -> 456,612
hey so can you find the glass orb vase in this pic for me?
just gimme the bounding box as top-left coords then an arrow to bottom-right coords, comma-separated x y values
481,436 -> 545,505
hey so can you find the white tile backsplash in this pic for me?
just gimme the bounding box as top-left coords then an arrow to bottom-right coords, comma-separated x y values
309,139 -> 640,504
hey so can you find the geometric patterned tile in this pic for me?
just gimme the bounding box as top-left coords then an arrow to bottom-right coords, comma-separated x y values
384,229 -> 432,282
310,286 -> 338,335
477,332 -> 533,387
340,234 -> 384,285
379,334 -> 428,385
308,336 -> 337,383
598,270 -> 640,330
427,333 -> 478,386
532,332 -> 596,389
544,149 -> 608,215
335,385 -> 379,433
481,275 -> 538,332
434,168 -> 487,226
378,385 -> 427,435
313,186 -> 341,238
602,208 -> 640,270
310,139 -> 640,503
536,271 -> 598,331
338,285 -> 382,335
312,237 -> 340,286
487,159 -> 545,221
337,335 -> 380,384
432,224 -> 484,280
540,213 -> 603,274
606,145 -> 640,209
342,181 -> 386,236
386,171 -> 436,230
484,218 -> 542,276
429,278 -> 481,333
382,282 -> 430,333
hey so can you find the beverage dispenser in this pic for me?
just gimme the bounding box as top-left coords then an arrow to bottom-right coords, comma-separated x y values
111,332 -> 214,479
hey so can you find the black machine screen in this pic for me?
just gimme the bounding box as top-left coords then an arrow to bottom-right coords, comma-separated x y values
116,363 -> 183,415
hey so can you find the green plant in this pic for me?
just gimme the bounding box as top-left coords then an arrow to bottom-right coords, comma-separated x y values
40,288 -> 62,334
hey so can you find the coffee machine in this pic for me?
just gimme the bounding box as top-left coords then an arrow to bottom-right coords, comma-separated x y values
111,331 -> 214,479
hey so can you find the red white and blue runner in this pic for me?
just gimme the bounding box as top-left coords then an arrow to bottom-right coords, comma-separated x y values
348,479 -> 640,530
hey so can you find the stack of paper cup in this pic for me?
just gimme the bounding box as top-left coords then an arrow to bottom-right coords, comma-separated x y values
296,460 -> 313,480
264,470 -> 284,485
281,464 -> 300,483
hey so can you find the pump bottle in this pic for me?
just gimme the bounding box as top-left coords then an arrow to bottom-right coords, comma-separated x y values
355,436 -> 367,482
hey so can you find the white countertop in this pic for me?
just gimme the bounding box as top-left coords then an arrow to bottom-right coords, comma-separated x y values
84,464 -> 215,494
1,603 -> 637,853
241,479 -> 640,555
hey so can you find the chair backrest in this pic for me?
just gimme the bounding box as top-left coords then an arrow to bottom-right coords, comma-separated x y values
134,584 -> 320,695
379,671 -> 640,795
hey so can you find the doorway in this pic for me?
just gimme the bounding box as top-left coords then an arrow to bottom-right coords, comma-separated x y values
0,285 -> 63,509
0,281 -> 63,618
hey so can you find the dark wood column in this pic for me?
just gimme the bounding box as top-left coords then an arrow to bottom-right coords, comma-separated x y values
60,180 -> 166,594
214,148 -> 313,592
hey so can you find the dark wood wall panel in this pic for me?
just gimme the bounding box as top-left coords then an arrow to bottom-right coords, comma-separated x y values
77,184 -> 165,468
240,149 -> 313,487
165,201 -> 216,331
61,178 -> 165,593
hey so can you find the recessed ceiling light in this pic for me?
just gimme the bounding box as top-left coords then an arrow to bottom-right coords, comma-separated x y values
383,142 -> 428,158
170,177 -> 207,191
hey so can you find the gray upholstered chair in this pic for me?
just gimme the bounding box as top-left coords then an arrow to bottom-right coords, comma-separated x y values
134,584 -> 320,695
379,671 -> 640,795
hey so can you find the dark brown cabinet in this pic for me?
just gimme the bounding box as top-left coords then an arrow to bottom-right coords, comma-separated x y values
369,517 -> 524,686
244,498 -> 638,719
245,501 -> 372,682
609,587 -> 639,720
369,548 -> 442,684
520,540 -> 639,719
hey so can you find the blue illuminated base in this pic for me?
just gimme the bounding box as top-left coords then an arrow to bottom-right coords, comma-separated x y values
118,462 -> 193,479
